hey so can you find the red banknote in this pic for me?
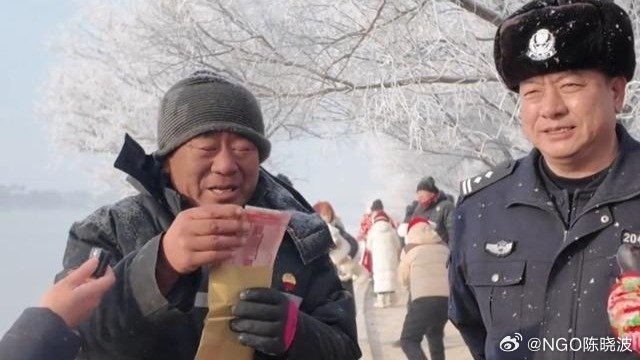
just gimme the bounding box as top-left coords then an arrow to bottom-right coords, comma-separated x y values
228,206 -> 291,267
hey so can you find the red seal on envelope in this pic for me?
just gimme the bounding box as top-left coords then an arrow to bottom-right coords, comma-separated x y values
282,273 -> 297,292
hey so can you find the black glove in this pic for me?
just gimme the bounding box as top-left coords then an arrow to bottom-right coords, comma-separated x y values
230,287 -> 299,356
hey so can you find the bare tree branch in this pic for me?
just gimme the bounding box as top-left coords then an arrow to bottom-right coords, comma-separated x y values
448,0 -> 503,26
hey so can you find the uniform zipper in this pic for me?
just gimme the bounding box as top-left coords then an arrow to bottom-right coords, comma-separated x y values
568,250 -> 585,360
567,190 -> 581,360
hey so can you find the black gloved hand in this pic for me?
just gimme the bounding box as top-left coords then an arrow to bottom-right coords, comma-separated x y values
230,287 -> 299,356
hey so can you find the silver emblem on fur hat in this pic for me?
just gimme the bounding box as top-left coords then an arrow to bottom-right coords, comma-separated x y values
527,28 -> 557,61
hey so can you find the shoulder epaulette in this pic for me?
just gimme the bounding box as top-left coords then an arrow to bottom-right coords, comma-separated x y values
458,160 -> 516,203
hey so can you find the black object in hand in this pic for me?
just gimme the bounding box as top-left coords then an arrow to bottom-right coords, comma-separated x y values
89,247 -> 111,278
616,243 -> 640,273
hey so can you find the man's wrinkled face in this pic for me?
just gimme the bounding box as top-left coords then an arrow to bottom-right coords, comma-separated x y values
518,69 -> 626,166
417,190 -> 436,206
164,131 -> 260,206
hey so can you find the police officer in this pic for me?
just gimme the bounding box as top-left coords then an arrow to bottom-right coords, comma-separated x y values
449,1 -> 638,359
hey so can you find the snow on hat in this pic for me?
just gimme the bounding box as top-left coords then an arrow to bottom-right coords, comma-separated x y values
416,176 -> 438,193
155,70 -> 271,162
494,0 -> 635,91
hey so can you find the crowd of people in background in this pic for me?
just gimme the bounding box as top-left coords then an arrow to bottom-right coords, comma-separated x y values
313,176 -> 454,360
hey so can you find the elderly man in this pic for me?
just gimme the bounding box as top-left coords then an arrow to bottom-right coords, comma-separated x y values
56,71 -> 361,359
449,1 -> 639,359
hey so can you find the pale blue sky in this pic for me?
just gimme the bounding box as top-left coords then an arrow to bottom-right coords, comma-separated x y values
0,0 -> 94,192
0,0 -> 83,333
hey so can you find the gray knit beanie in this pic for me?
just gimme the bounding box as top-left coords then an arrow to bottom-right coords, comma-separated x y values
416,176 -> 438,193
154,70 -> 271,162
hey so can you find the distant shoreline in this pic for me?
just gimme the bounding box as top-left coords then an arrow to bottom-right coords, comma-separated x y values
0,186 -> 114,210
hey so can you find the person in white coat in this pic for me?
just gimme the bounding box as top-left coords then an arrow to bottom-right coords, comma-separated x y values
366,199 -> 401,308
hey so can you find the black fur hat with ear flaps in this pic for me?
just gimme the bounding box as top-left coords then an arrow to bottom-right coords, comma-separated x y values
494,0 -> 635,92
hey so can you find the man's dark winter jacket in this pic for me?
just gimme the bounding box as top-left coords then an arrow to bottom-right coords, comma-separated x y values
56,137 -> 361,360
405,193 -> 455,244
449,125 -> 639,360
0,307 -> 81,360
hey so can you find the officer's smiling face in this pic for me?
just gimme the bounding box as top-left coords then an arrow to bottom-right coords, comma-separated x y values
519,69 -> 626,174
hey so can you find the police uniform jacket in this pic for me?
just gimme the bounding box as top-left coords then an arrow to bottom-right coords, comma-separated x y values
449,125 -> 640,360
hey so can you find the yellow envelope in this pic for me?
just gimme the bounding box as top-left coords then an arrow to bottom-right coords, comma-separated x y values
195,265 -> 273,360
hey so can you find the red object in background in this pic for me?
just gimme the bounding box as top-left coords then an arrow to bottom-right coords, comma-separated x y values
357,214 -> 372,242
361,248 -> 373,274
357,213 -> 374,275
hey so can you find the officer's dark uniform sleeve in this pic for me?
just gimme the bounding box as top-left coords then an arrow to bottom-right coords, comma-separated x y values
448,206 -> 486,360
56,207 -> 199,359
287,255 -> 361,359
0,307 -> 82,360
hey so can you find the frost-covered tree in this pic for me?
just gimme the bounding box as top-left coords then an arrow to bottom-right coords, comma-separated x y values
39,0 -> 640,195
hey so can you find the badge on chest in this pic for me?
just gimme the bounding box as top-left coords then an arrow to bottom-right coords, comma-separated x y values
622,230 -> 640,246
484,240 -> 516,258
